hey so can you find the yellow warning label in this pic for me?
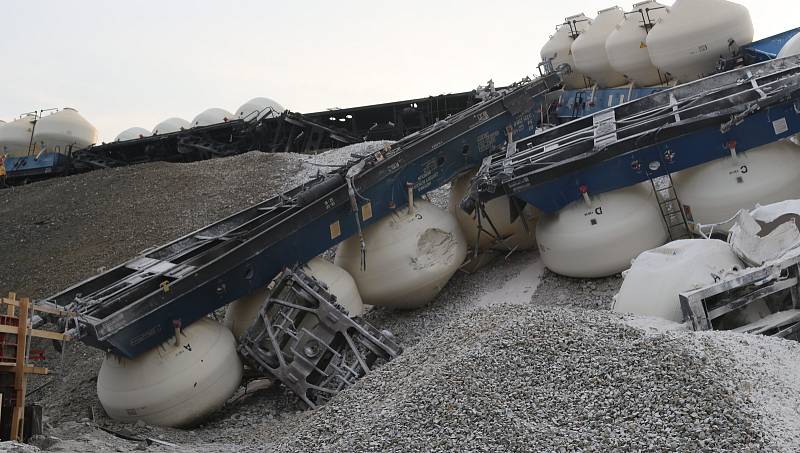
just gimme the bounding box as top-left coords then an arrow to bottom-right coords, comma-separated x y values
330,221 -> 341,239
361,202 -> 373,221
640,41 -> 647,48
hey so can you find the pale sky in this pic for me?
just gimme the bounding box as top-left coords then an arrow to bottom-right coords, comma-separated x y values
2,0 -> 798,142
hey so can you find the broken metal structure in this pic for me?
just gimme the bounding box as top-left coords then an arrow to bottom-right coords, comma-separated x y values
681,252 -> 800,340
238,267 -> 401,408
72,111 -> 359,171
0,293 -> 72,441
4,110 -> 359,184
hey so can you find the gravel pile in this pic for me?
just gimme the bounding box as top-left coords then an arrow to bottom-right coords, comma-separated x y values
0,152 -> 293,299
0,141 -> 389,300
695,331 -> 800,448
261,306 -> 767,452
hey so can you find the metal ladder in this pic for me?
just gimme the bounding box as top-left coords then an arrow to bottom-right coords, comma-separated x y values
648,172 -> 691,241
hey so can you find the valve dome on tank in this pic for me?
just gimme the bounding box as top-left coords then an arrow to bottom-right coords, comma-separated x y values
114,127 -> 150,142
335,198 -> 467,309
571,6 -> 628,88
540,13 -> 592,89
32,108 -> 97,153
237,97 -> 285,120
0,115 -> 36,157
605,1 -> 668,87
152,117 -> 190,135
646,0 -> 754,82
192,108 -> 234,127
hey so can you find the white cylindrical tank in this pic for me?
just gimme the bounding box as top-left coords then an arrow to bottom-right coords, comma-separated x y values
114,127 -> 150,142
335,199 -> 467,309
33,108 -> 97,153
223,287 -> 269,341
646,0 -> 754,83
778,32 -> 800,59
572,6 -> 628,88
237,97 -> 285,120
605,1 -> 668,87
536,183 -> 668,278
223,257 -> 365,339
0,115 -> 35,157
540,14 -> 592,89
674,141 -> 800,234
97,317 -> 242,428
612,239 -> 743,321
447,170 -> 539,251
152,117 -> 191,135
192,108 -> 234,127
305,257 -> 365,316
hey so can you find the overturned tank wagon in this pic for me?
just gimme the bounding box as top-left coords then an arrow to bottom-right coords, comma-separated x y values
39,73 -> 563,423
463,55 -> 800,278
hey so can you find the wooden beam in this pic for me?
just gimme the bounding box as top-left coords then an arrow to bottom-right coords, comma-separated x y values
5,293 -> 14,317
0,297 -> 76,317
11,298 -> 29,442
0,364 -> 48,375
0,324 -> 70,341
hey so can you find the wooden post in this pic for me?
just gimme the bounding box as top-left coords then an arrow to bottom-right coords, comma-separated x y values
5,293 -> 15,317
10,297 -> 29,442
